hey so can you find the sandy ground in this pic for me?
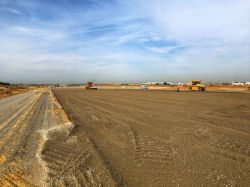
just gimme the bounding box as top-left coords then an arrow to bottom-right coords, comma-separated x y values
0,89 -> 115,186
0,88 -> 249,186
53,88 -> 250,186
94,84 -> 249,92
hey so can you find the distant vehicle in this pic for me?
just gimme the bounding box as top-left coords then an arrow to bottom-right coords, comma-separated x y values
85,82 -> 98,90
141,84 -> 148,90
188,80 -> 205,91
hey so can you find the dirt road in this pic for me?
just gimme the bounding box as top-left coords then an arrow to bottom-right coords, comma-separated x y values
0,89 -> 68,186
53,88 -> 250,186
0,89 -> 115,186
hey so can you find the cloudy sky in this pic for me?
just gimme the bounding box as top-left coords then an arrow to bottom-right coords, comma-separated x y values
0,0 -> 249,84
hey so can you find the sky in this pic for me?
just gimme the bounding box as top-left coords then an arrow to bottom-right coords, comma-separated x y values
0,0 -> 249,84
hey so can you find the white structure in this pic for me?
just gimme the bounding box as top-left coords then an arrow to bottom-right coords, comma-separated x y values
143,82 -> 164,85
177,82 -> 186,86
232,82 -> 248,86
165,82 -> 176,86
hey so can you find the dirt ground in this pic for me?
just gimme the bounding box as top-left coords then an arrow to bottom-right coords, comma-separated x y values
0,89 -> 67,186
0,87 -> 30,99
0,89 -> 115,186
0,88 -> 249,186
53,88 -> 250,186
94,84 -> 249,92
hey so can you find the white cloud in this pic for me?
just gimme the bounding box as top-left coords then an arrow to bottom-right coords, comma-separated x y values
135,0 -> 250,43
147,44 -> 190,54
0,0 -> 249,83
11,26 -> 65,41
7,8 -> 21,15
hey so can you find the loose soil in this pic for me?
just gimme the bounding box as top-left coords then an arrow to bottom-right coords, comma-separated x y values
52,88 -> 250,186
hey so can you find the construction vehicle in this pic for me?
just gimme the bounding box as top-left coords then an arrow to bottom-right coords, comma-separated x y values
188,80 -> 205,91
85,82 -> 98,90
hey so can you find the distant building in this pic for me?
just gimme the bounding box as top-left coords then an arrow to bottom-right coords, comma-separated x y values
163,82 -> 177,86
177,82 -> 186,86
143,82 -> 164,85
232,82 -> 247,86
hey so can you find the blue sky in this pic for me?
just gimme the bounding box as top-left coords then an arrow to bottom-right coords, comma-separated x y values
0,0 -> 249,83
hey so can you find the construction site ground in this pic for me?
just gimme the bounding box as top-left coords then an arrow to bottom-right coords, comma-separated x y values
0,88 -> 249,186
53,88 -> 250,186
0,89 -> 114,186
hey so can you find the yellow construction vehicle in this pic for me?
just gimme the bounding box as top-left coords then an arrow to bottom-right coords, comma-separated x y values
188,80 -> 205,91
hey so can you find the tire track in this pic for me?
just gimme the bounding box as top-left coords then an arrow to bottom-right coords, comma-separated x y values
39,90 -> 118,187
40,123 -> 116,187
133,133 -> 177,164
193,127 -> 250,163
69,95 -> 171,136
73,94 -> 249,137
0,93 -> 37,132
57,97 -> 125,186
42,141 -> 94,186
0,92 -> 41,165
0,167 -> 34,187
